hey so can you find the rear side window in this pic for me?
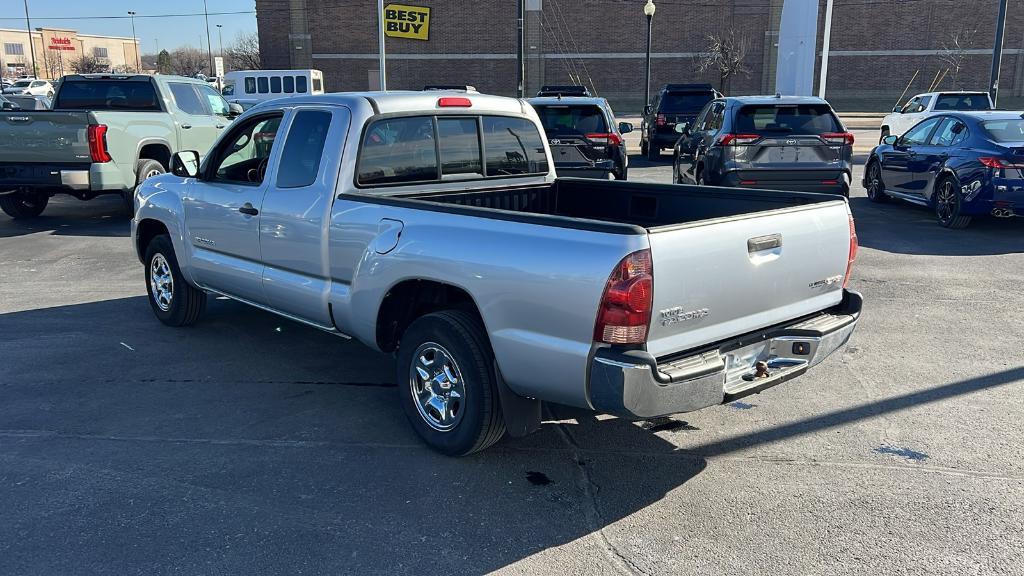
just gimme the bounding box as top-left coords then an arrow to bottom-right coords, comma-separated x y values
982,119 -> 1024,142
482,116 -> 548,176
935,93 -> 991,111
270,76 -> 282,93
660,92 -> 714,113
277,110 -> 331,188
438,117 -> 482,178
244,77 -> 256,94
534,105 -> 607,136
734,104 -> 841,135
53,80 -> 160,110
283,76 -> 294,93
257,77 -> 269,94
358,116 -> 438,185
168,83 -> 205,115
296,76 -> 308,93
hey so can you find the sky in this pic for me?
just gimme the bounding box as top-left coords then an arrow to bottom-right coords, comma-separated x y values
4,0 -> 258,55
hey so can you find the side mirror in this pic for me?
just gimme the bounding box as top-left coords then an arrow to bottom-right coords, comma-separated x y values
171,150 -> 201,178
618,121 -> 634,134
674,122 -> 690,135
882,135 -> 899,146
892,105 -> 902,113
643,105 -> 652,116
228,102 -> 244,118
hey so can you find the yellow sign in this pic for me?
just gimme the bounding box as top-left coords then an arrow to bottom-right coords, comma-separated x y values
384,4 -> 431,40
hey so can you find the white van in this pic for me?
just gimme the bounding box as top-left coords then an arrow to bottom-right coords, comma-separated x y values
221,69 -> 324,109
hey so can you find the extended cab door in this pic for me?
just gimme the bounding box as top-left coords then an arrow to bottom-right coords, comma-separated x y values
259,106 -> 350,327
184,111 -> 285,304
167,81 -> 224,158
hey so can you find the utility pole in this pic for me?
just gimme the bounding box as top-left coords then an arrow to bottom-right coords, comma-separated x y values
517,0 -> 525,97
818,0 -> 834,99
377,0 -> 387,90
202,0 -> 215,77
23,0 -> 38,78
989,0 -> 1009,105
128,11 -> 140,72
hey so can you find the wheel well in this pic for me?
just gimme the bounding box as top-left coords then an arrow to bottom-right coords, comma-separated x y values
376,280 -> 481,352
135,219 -> 169,263
138,143 -> 171,170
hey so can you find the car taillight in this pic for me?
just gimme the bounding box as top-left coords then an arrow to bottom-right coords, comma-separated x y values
594,249 -> 653,344
586,132 -> 623,146
87,124 -> 111,163
437,97 -> 472,107
821,132 -> 855,145
656,114 -> 666,126
844,215 -> 858,288
716,133 -> 761,146
979,156 -> 1008,169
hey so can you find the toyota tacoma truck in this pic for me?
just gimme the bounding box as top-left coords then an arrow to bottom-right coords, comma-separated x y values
0,73 -> 241,219
131,91 -> 862,455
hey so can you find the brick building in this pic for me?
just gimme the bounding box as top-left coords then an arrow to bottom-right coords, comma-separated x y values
256,0 -> 1024,111
1,27 -> 140,81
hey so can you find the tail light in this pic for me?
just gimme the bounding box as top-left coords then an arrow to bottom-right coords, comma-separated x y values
716,133 -> 761,146
821,132 -> 855,146
87,124 -> 111,163
595,249 -> 653,344
586,133 -> 623,146
843,215 -> 858,288
656,113 -> 666,126
437,97 -> 472,107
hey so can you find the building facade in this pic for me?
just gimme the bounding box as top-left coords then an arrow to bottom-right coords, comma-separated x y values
256,0 -> 1024,111
1,28 -> 140,81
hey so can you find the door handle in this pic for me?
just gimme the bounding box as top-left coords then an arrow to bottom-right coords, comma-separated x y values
238,203 -> 259,216
216,124 -> 225,129
181,124 -> 192,129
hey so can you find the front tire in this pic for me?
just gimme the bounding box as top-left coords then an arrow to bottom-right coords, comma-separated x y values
144,235 -> 206,326
0,188 -> 48,219
934,176 -> 972,229
865,160 -> 889,203
397,310 -> 506,456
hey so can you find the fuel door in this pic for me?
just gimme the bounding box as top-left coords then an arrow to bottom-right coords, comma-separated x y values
373,218 -> 404,254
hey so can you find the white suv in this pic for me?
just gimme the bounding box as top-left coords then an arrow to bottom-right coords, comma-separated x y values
2,79 -> 54,98
880,91 -> 992,141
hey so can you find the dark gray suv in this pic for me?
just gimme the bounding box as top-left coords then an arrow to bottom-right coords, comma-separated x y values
671,96 -> 853,196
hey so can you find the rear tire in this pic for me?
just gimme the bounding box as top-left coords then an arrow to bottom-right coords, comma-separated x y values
865,160 -> 889,203
397,310 -> 506,456
0,188 -> 48,219
646,142 -> 661,161
144,235 -> 206,326
934,176 -> 972,229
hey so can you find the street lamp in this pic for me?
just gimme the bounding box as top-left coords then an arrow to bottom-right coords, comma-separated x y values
643,0 -> 656,112
127,11 -> 140,72
216,24 -> 224,59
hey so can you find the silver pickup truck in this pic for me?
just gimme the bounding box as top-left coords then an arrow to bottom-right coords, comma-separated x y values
131,91 -> 862,455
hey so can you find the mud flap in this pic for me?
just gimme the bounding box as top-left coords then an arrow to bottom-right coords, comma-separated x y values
495,362 -> 541,438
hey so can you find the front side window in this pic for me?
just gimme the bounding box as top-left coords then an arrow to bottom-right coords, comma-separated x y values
438,117 -> 482,178
900,97 -> 919,114
277,110 -> 332,188
358,116 -> 437,185
481,116 -> 548,176
197,84 -> 230,116
901,117 -> 942,146
244,77 -> 256,94
916,96 -> 932,113
222,82 -> 235,96
169,83 -> 205,115
270,76 -> 281,93
257,77 -> 269,94
210,115 -> 283,184
296,76 -> 308,93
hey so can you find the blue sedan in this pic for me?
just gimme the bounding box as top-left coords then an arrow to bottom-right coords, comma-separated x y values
863,111 -> 1024,228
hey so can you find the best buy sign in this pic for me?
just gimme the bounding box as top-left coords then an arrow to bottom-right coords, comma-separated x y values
384,4 -> 431,41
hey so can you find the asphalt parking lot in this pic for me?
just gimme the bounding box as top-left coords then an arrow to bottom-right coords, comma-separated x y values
2,152 -> 1024,575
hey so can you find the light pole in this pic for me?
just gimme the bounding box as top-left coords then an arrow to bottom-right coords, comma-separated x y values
216,24 -> 224,59
23,0 -> 38,78
643,0 -> 656,111
202,0 -> 214,78
989,0 -> 1009,105
377,0 -> 387,90
127,11 -> 140,72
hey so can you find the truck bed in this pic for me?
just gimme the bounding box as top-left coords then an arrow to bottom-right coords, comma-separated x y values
395,178 -> 839,231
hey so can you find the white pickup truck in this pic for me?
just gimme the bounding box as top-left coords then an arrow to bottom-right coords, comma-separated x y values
131,91 -> 862,455
880,91 -> 993,141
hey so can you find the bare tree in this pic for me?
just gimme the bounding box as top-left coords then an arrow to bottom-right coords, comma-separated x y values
696,30 -> 751,93
224,31 -> 261,72
70,55 -> 108,74
170,46 -> 208,77
939,27 -> 977,90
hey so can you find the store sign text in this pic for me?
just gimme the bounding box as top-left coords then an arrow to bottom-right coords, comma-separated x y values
48,37 -> 76,51
383,4 -> 430,40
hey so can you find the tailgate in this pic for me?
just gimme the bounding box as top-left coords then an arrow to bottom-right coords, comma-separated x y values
645,201 -> 852,358
0,111 -> 92,164
734,134 -> 843,167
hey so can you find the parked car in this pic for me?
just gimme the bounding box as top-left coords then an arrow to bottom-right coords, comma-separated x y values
640,84 -> 721,160
864,111 -> 1024,228
132,90 -> 862,455
2,78 -> 53,98
880,91 -> 992,142
528,95 -> 631,179
0,73 -> 241,219
536,85 -> 591,97
6,94 -> 50,110
672,95 -> 854,196
222,69 -> 324,110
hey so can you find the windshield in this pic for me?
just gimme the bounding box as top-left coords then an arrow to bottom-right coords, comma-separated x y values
53,80 -> 161,111
981,119 -> 1024,142
660,92 -> 714,113
735,104 -> 841,134
13,81 -> 31,88
935,93 -> 991,111
534,105 -> 607,136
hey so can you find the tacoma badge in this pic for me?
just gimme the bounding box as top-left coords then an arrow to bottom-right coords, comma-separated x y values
659,306 -> 710,326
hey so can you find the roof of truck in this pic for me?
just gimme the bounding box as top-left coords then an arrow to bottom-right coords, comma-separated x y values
250,90 -> 530,116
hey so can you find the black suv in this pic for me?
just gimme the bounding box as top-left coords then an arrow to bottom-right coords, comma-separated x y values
640,84 -> 721,160
671,95 -> 854,196
528,96 -> 632,180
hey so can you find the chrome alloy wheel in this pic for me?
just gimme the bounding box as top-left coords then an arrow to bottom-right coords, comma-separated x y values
149,253 -> 174,312
144,168 -> 162,180
409,342 -> 466,432
936,180 -> 956,223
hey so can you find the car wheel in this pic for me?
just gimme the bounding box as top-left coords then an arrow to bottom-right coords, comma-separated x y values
865,160 -> 889,203
640,139 -> 649,157
879,127 -> 890,145
0,188 -> 48,219
127,159 -> 166,217
696,167 -> 707,186
144,235 -> 207,326
397,310 -> 506,456
934,176 -> 972,229
646,142 -> 661,161
672,157 -> 680,184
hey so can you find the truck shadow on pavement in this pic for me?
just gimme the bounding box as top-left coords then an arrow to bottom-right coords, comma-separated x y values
1,295 -> 1021,574
0,196 -> 130,239
850,196 -> 1024,256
